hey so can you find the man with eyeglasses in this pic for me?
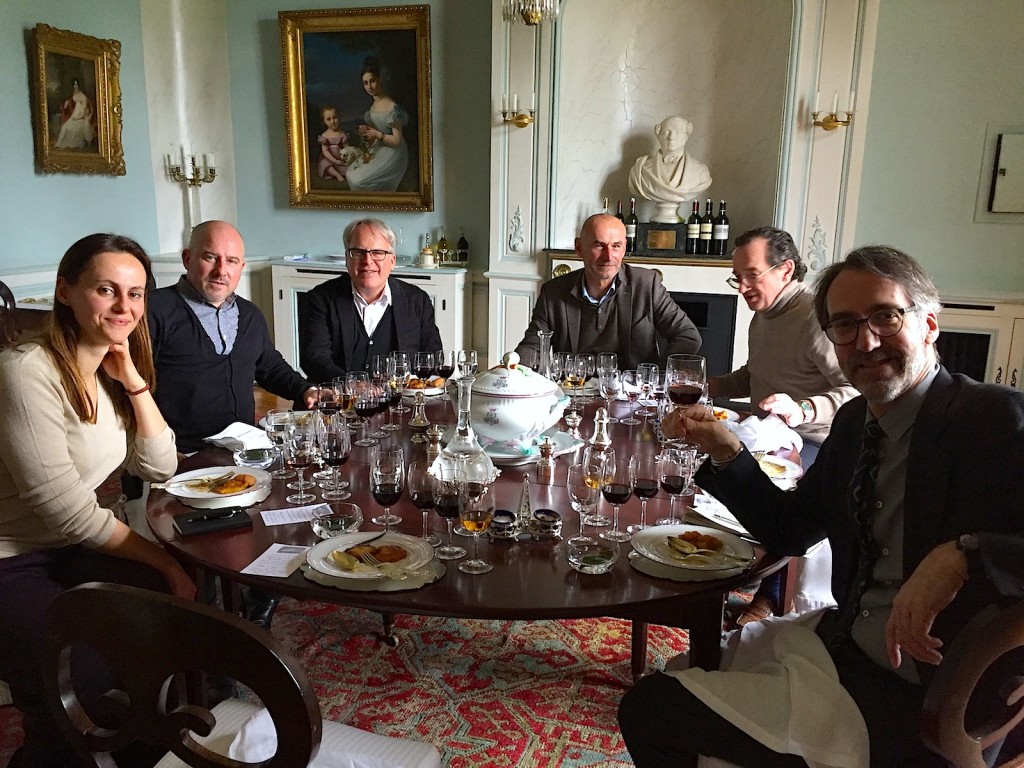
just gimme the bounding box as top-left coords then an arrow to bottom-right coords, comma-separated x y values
514,213 -> 701,369
300,218 -> 442,382
619,246 -> 1024,767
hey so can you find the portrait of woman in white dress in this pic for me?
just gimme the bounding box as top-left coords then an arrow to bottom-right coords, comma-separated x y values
54,78 -> 96,150
345,56 -> 410,193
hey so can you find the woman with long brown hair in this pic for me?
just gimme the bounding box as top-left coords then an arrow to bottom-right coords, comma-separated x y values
0,233 -> 194,767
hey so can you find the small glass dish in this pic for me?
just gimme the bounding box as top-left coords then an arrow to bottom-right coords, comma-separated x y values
311,502 -> 363,539
530,508 -> 562,539
233,447 -> 277,470
566,536 -> 620,574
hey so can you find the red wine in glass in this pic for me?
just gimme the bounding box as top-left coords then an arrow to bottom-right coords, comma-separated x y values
285,453 -> 312,470
437,364 -> 455,379
413,365 -> 433,380
322,446 -> 349,468
411,491 -> 435,511
660,474 -> 687,495
602,483 -> 632,505
371,483 -> 403,508
435,492 -> 460,519
355,402 -> 376,419
668,384 -> 703,405
632,478 -> 659,499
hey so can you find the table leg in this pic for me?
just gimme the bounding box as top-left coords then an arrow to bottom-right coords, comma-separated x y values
687,594 -> 726,670
379,612 -> 400,647
631,621 -> 649,680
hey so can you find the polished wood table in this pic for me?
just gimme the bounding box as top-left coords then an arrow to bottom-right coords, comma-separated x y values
147,399 -> 787,675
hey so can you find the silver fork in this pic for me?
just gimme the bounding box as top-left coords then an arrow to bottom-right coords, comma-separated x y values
355,551 -> 409,581
752,451 -> 766,461
153,470 -> 234,490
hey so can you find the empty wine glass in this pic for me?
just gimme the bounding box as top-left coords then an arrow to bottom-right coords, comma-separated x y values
458,481 -> 495,575
370,445 -> 404,530
665,354 -> 708,410
656,447 -> 698,525
283,420 -> 316,505
580,446 -> 613,527
264,409 -> 296,479
637,363 -> 659,417
597,352 -> 618,375
599,451 -> 633,543
389,352 -> 412,413
408,461 -> 440,546
320,414 -> 351,501
457,349 -> 478,378
598,369 -> 622,424
577,353 -> 596,403
567,463 -> 600,540
627,454 -> 659,534
432,466 -> 466,560
620,370 -> 642,425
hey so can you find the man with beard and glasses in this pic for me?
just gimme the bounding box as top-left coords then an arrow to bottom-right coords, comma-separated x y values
618,246 -> 1024,767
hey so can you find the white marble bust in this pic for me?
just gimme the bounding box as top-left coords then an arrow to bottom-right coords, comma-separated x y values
628,116 -> 712,223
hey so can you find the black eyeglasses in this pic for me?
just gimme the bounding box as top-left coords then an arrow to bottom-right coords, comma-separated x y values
346,248 -> 394,262
822,305 -> 919,345
725,262 -> 785,290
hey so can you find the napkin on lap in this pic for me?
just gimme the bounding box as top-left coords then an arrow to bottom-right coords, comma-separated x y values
724,414 -> 802,454
204,422 -> 273,451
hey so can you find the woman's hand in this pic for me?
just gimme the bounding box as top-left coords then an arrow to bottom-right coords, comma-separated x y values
101,338 -> 146,393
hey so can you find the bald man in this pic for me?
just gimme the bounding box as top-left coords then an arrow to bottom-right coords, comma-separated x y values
515,213 -> 701,369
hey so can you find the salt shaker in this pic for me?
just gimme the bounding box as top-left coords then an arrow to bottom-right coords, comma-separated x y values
589,407 -> 612,453
425,424 -> 443,462
536,437 -> 555,485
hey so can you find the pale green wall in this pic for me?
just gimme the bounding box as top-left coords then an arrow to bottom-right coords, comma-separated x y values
0,0 -> 159,273
854,0 -> 1024,295
226,0 -> 492,262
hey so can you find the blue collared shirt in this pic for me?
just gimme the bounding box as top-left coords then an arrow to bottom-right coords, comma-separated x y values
581,275 -> 618,306
175,276 -> 239,355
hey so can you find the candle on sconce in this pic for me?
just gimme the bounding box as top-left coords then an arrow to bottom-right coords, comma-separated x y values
530,91 -> 536,111
181,146 -> 186,167
847,90 -> 856,112
831,91 -> 839,114
813,91 -> 820,114
501,93 -> 508,113
205,153 -> 216,169
512,93 -> 519,113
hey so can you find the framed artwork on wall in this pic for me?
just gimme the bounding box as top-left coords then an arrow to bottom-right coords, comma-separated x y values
31,24 -> 125,176
279,5 -> 433,211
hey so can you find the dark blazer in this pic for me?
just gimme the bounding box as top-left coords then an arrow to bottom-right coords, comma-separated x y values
299,274 -> 443,383
698,367 -> 1024,658
514,263 -> 701,370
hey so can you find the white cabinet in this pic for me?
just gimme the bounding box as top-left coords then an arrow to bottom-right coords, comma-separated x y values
271,261 -> 467,372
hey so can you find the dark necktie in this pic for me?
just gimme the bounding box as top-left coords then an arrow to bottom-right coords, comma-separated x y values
832,419 -> 885,647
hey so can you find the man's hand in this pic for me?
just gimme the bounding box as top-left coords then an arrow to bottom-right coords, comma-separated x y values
759,393 -> 804,427
662,405 -> 743,463
302,386 -> 318,409
886,541 -> 968,668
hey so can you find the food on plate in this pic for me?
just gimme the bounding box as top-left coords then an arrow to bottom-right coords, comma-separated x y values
348,544 -> 408,563
667,530 -> 724,554
329,549 -> 359,570
757,458 -> 786,478
212,473 -> 258,495
406,377 -> 446,390
407,378 -> 426,389
713,408 -> 730,421
427,376 -> 446,388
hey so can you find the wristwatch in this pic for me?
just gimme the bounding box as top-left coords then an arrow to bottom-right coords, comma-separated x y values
955,533 -> 979,552
955,533 -> 982,579
798,399 -> 815,423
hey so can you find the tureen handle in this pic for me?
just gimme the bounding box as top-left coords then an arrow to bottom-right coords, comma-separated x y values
502,351 -> 521,369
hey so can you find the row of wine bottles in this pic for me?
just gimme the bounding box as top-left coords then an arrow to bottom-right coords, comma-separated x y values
602,197 -> 730,256
428,227 -> 470,265
686,198 -> 730,256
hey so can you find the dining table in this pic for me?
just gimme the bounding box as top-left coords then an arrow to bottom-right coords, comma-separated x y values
146,392 -> 789,676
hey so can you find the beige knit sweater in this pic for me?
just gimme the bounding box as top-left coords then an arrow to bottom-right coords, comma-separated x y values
714,281 -> 858,443
0,342 -> 177,558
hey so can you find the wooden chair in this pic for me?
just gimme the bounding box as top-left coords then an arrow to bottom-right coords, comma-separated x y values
42,581 -> 322,767
923,601 -> 1024,768
0,280 -> 16,349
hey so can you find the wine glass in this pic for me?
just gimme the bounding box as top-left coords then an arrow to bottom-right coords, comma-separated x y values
598,369 -> 621,424
408,461 -> 440,546
637,363 -> 659,417
414,351 -> 436,381
320,414 -> 351,501
627,454 -> 659,534
370,445 -> 404,530
436,349 -> 456,380
311,501 -> 362,539
432,466 -> 466,560
566,463 -> 600,540
656,447 -> 698,525
563,354 -> 587,414
283,420 -> 316,505
597,352 -> 618,376
383,378 -> 404,432
665,354 -> 708,410
336,375 -> 355,419
547,351 -> 563,384
389,352 -> 412,413
620,370 -> 642,425
457,349 -> 478,378
577,353 -> 596,403
580,446 -> 613,527
313,383 -> 340,481
458,481 -> 495,575
264,409 -> 296,479
353,384 -> 380,447
346,371 -> 369,428
599,452 -> 633,542
366,382 -> 390,440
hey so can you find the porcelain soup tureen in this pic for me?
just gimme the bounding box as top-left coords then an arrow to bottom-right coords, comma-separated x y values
464,352 -> 569,456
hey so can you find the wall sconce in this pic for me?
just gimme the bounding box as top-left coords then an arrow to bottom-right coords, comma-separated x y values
502,0 -> 559,26
811,90 -> 855,131
168,149 -> 216,187
500,92 -> 536,128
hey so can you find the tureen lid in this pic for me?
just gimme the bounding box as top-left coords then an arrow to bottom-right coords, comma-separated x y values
472,352 -> 560,398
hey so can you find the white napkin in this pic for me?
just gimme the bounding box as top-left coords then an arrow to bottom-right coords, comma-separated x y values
691,493 -> 752,538
203,422 -> 273,451
724,413 -> 803,454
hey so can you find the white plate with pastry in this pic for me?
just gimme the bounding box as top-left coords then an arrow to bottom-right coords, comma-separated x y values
631,524 -> 755,572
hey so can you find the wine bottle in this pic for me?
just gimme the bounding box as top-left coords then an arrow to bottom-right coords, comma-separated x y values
615,200 -> 624,222
625,197 -> 639,253
685,200 -> 700,255
602,197 -> 609,215
698,198 -> 714,255
456,227 -> 469,263
435,227 -> 451,265
711,200 -> 730,256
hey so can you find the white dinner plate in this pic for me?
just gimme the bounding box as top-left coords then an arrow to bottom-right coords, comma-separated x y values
257,412 -> 315,430
631,524 -> 754,571
307,532 -> 435,580
164,467 -> 272,500
712,407 -> 740,423
757,454 -> 802,481
402,385 -> 445,397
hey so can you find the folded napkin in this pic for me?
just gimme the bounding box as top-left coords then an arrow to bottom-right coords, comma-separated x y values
204,422 -> 273,451
724,413 -> 803,454
691,493 -> 752,538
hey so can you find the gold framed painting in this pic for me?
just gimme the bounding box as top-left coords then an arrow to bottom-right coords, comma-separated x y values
280,5 -> 433,211
31,24 -> 125,176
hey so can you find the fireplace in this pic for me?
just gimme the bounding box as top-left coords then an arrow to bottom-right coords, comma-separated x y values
668,291 -> 738,377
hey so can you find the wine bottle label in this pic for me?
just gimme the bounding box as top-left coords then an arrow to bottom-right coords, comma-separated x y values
687,224 -> 700,238
625,224 -> 637,237
713,225 -> 729,238
700,224 -> 713,240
